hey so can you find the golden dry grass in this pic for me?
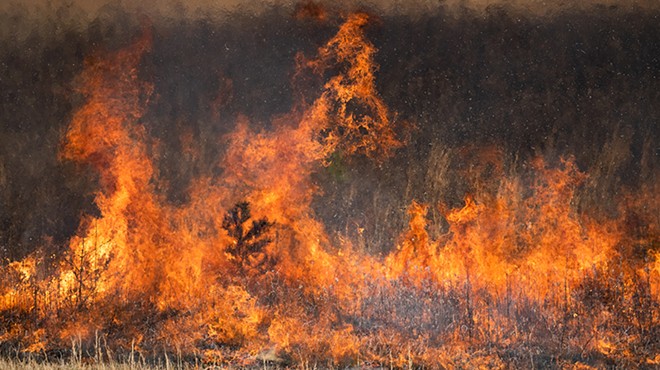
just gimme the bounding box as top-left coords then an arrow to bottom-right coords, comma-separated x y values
0,358 -> 208,370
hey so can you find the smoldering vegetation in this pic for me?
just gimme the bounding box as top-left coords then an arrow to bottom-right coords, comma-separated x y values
1,2 -> 657,259
0,2 -> 659,368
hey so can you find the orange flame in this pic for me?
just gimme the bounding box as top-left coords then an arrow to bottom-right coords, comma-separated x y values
0,12 -> 657,369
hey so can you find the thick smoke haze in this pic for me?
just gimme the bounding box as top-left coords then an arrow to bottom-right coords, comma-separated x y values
0,0 -> 658,260
3,0 -> 660,17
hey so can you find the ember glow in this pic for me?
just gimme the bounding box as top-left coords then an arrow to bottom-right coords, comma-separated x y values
0,2 -> 659,368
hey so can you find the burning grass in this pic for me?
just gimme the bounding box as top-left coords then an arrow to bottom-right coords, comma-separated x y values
0,3 -> 659,369
0,357 -> 213,370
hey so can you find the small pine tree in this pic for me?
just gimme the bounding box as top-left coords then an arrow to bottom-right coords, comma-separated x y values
222,202 -> 275,274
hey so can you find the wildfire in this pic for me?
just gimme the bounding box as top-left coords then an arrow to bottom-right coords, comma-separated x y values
0,9 -> 658,369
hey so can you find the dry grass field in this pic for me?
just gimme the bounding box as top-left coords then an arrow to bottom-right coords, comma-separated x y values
0,2 -> 658,369
0,358 -> 208,370
0,359 -> 147,370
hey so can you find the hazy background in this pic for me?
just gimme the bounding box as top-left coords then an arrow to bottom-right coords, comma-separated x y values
0,0 -> 658,260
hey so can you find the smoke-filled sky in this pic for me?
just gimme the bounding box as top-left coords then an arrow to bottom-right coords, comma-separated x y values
3,0 -> 660,19
0,0 -> 658,260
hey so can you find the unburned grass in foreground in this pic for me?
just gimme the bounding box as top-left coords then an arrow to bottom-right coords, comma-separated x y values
0,358 -> 216,370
